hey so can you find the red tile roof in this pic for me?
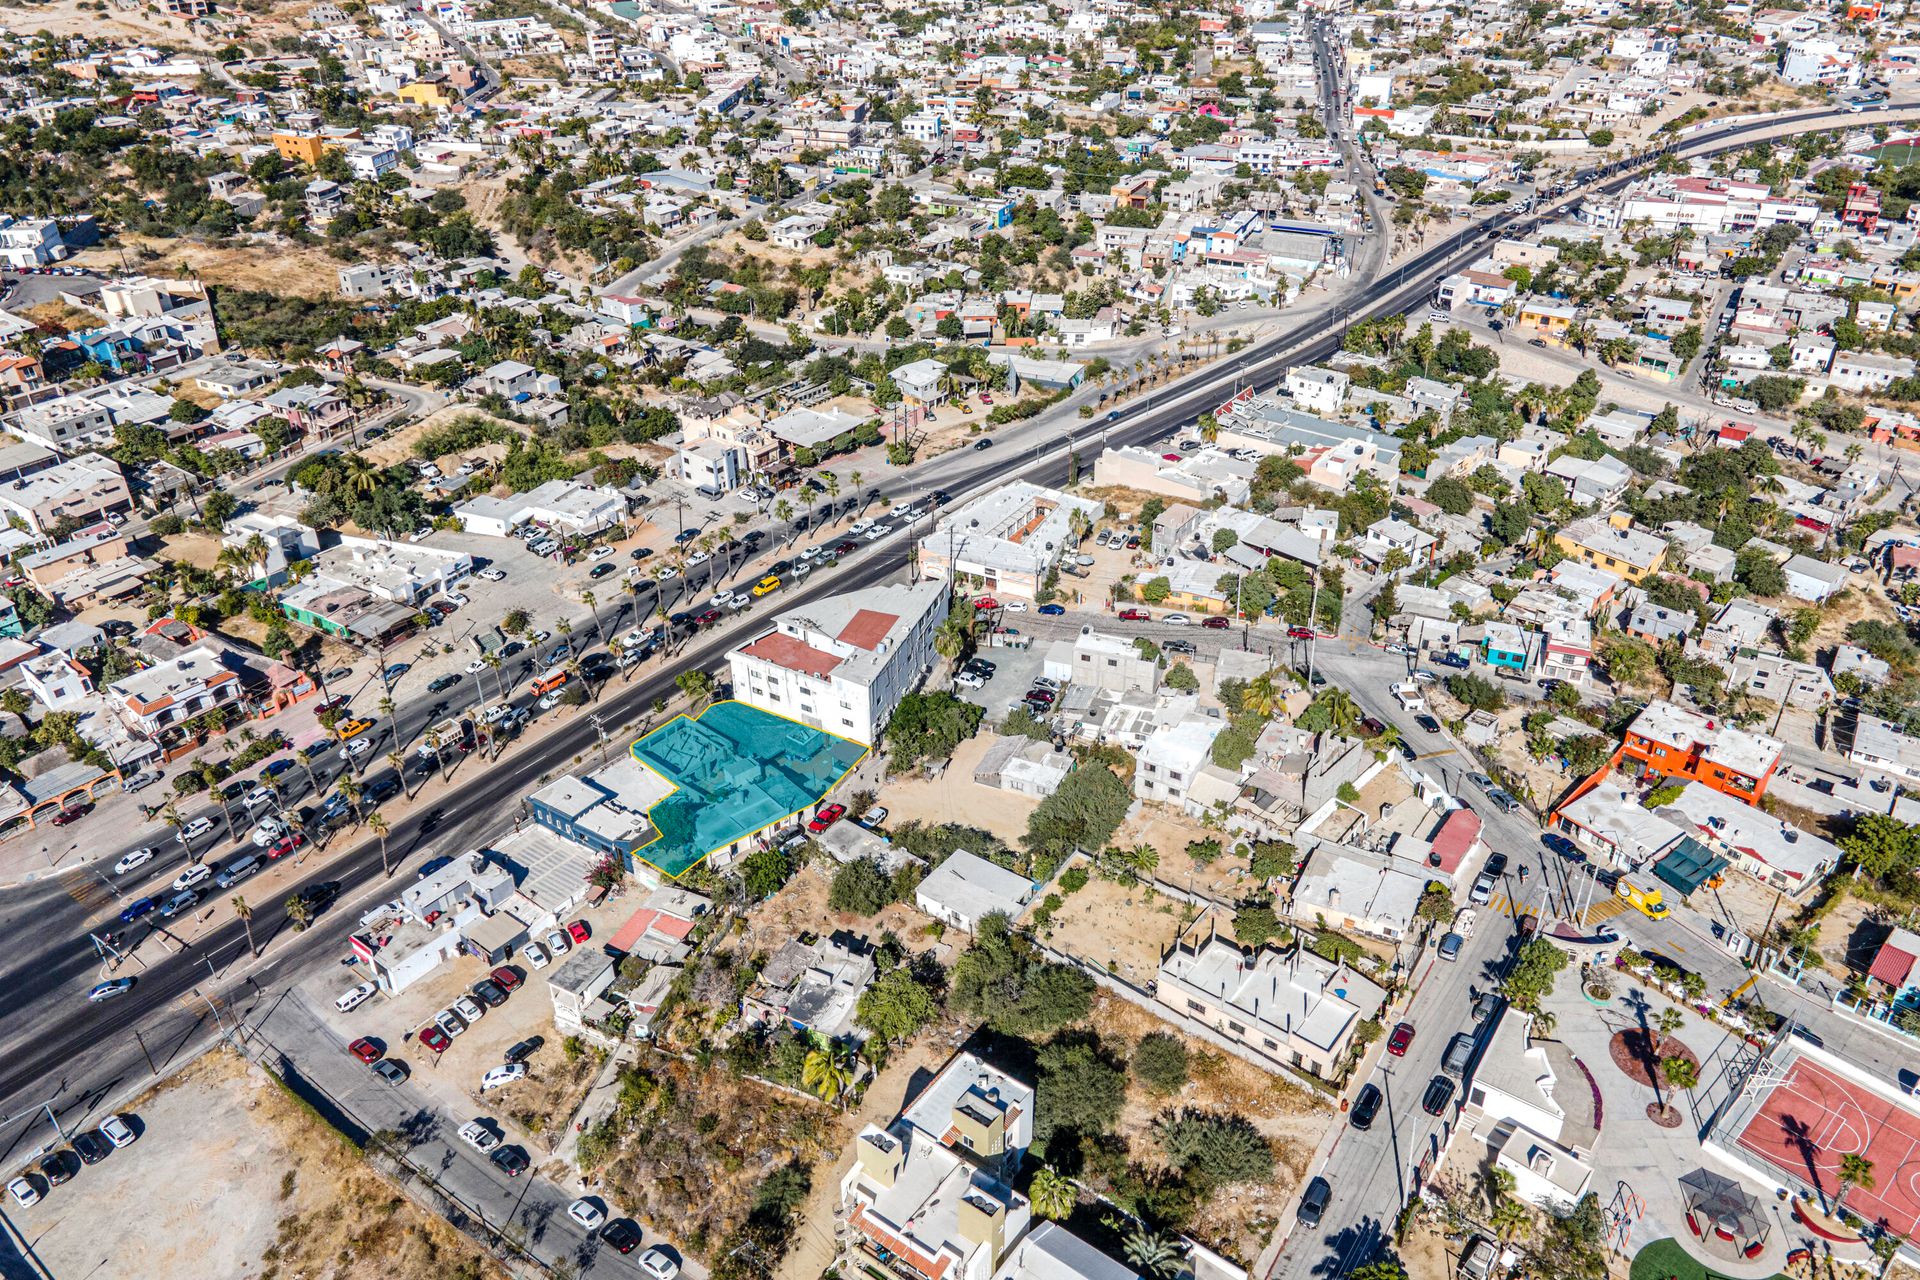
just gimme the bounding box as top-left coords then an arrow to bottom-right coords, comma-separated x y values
1430,808 -> 1483,874
1869,938 -> 1917,989
838,608 -> 899,651
739,632 -> 844,679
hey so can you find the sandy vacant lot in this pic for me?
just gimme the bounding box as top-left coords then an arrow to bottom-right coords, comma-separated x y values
71,235 -> 349,298
877,733 -> 1043,846
1034,873 -> 1196,986
4,1051 -> 504,1280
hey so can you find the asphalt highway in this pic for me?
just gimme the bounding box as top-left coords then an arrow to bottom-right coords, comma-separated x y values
4,91 -> 1918,1197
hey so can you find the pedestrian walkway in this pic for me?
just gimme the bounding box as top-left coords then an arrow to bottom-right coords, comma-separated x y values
1581,895 -> 1631,926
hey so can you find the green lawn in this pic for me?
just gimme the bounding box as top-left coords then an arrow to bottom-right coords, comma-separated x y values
1870,142 -> 1920,167
1630,1237 -> 1790,1280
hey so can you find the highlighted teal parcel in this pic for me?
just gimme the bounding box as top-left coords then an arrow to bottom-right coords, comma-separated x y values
624,701 -> 868,878
523,702 -> 867,879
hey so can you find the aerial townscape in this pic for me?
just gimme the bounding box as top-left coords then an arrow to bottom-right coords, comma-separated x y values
12,1 -> 1920,1280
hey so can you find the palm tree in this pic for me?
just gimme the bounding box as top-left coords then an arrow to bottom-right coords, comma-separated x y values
388,749 -> 412,799
1490,1199 -> 1531,1243
1836,1153 -> 1875,1219
368,813 -> 391,876
340,455 -> 379,497
233,896 -> 257,956
484,653 -> 507,706
1240,671 -> 1283,718
338,775 -> 363,824
801,1043 -> 857,1108
822,471 -> 841,512
1653,1006 -> 1685,1054
933,606 -> 976,661
774,498 -> 793,525
581,590 -> 603,651
284,892 -> 313,932
296,748 -> 321,800
1123,1229 -> 1183,1279
1029,1168 -> 1076,1221
160,801 -> 184,843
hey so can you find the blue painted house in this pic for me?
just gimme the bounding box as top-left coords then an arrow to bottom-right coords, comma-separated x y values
1482,621 -> 1530,672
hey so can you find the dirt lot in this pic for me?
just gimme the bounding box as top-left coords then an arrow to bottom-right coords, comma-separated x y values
2,1050 -> 504,1280
1033,874 -> 1197,983
1086,993 -> 1333,1265
360,406 -> 527,470
876,733 -> 1043,846
1806,583 -> 1903,656
72,235 -> 349,298
1112,808 -> 1261,900
734,858 -> 951,963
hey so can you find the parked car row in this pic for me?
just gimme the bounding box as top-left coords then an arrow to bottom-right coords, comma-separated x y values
6,1117 -> 137,1207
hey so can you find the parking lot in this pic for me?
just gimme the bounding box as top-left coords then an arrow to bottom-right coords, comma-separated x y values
952,632 -> 1054,724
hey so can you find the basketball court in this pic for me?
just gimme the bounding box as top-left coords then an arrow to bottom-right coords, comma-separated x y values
1728,1053 -> 1920,1240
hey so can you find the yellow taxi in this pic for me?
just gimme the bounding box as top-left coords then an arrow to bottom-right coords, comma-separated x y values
752,575 -> 781,597
334,716 -> 376,741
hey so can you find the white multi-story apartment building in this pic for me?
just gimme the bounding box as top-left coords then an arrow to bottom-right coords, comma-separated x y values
727,579 -> 948,744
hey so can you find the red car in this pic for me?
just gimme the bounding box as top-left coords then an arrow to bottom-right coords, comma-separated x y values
834,541 -> 856,556
266,832 -> 307,859
1202,616 -> 1230,629
1387,1022 -> 1415,1057
348,1037 -> 382,1063
973,597 -> 1000,611
1117,608 -> 1150,621
808,803 -> 846,833
1287,626 -> 1315,640
566,920 -> 590,944
1162,453 -> 1182,462
419,1025 -> 450,1053
316,695 -> 350,716
490,967 -> 522,992
50,806 -> 89,826
696,609 -> 722,626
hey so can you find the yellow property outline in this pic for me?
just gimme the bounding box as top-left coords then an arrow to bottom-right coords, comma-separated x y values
618,699 -> 870,879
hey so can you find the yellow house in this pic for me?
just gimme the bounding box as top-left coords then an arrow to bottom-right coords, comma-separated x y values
1552,515 -> 1667,583
271,132 -> 329,166
398,78 -> 456,109
1517,300 -> 1579,336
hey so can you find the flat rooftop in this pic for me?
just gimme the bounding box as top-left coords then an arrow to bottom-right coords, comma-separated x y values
623,700 -> 867,878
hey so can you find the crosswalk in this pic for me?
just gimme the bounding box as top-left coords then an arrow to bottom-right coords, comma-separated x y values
60,868 -> 112,909
1578,895 -> 1630,926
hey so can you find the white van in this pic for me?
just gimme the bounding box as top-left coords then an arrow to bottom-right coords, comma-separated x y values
214,853 -> 262,889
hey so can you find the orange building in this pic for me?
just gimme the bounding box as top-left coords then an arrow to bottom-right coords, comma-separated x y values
1615,699 -> 1782,804
271,132 -> 328,165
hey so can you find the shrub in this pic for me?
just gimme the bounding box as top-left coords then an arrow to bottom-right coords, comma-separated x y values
1154,1108 -> 1274,1186
828,858 -> 892,915
1132,1032 -> 1190,1095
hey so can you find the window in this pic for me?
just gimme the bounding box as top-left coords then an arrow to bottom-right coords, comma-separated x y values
960,1134 -> 974,1151
1228,1021 -> 1246,1035
1186,999 -> 1206,1014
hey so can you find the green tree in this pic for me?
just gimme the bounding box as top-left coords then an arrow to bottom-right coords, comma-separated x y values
1426,475 -> 1475,515
1029,1167 -> 1077,1222
1036,1035 -> 1128,1147
949,915 -> 1093,1036
675,669 -> 715,706
1662,1055 -> 1699,1091
1124,1230 -> 1184,1279
738,846 -> 791,901
1836,1152 -> 1875,1220
828,858 -> 892,915
883,691 -> 984,770
855,966 -> 940,1043
802,1042 -> 858,1109
1132,1031 -> 1190,1095
1023,766 -> 1131,878
1154,1107 -> 1275,1186
1841,812 -> 1920,881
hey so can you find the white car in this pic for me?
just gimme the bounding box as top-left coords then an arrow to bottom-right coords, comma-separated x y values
101,1115 -> 136,1148
567,1197 -> 607,1231
453,995 -> 486,1023
250,817 -> 289,847
478,567 -> 507,582
686,552 -> 711,567
458,1119 -> 502,1153
339,737 -> 375,762
7,1176 -> 38,1208
545,928 -> 572,957
531,630 -> 552,643
409,527 -> 432,543
654,566 -> 679,581
444,591 -> 470,607
860,806 -> 888,827
639,1247 -> 681,1280
522,940 -> 551,969
484,703 -> 514,724
538,690 -> 566,711
435,1009 -> 466,1039
465,659 -> 488,675
176,816 -> 215,844
1003,601 -> 1027,612
862,526 -> 886,542
335,982 -> 377,1013
1162,613 -> 1192,625
590,546 -> 614,560
482,1063 -> 529,1092
242,786 -> 275,811
1454,907 -> 1478,938
114,847 -> 155,875
849,520 -> 874,536
954,671 -> 985,690
172,864 -> 212,892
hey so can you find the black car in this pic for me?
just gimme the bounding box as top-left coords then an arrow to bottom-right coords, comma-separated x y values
428,673 -> 462,694
1415,714 -> 1442,734
589,563 -> 617,579
669,611 -> 694,626
1485,853 -> 1508,878
363,774 -> 402,806
490,1145 -> 530,1177
505,1036 -> 544,1064
602,1220 -> 643,1254
964,658 -> 996,675
38,1151 -> 77,1185
1350,1083 -> 1383,1130
71,1131 -> 112,1165
770,559 -> 793,575
1422,1076 -> 1456,1116
630,546 -> 655,561
1298,1176 -> 1331,1226
1164,638 -> 1196,656
472,979 -> 508,1008
973,437 -> 994,450
101,619 -> 135,638
931,489 -> 952,505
